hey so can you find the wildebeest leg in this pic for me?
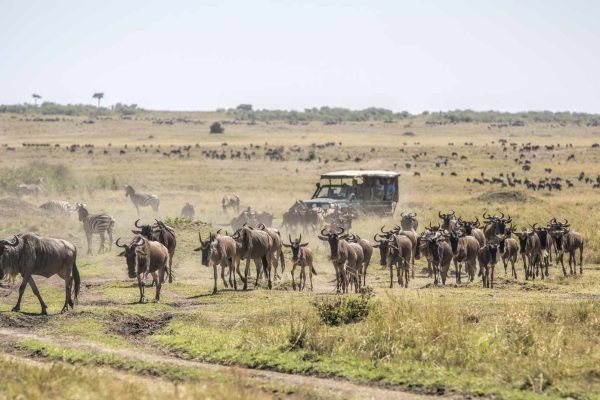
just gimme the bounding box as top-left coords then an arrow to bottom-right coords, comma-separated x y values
291,262 -> 297,290
153,271 -> 162,301
220,264 -> 228,288
28,277 -> 49,315
264,255 -> 272,290
137,274 -> 146,304
503,256 -> 508,276
12,275 -> 31,313
511,258 -> 517,279
397,262 -> 402,287
455,261 -> 461,284
569,251 -> 575,275
108,227 -> 113,251
362,262 -> 368,287
98,231 -> 106,254
60,269 -> 73,312
579,245 -> 584,274
403,260 -> 409,288
211,264 -> 218,294
522,254 -> 528,279
300,266 -> 305,291
411,251 -> 415,279
491,264 -> 495,288
308,262 -> 314,291
242,259 -> 251,290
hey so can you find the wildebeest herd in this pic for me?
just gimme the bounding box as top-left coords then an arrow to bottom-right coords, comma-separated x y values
0,182 -> 586,314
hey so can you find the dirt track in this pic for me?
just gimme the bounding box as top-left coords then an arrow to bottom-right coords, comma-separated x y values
0,326 -> 439,400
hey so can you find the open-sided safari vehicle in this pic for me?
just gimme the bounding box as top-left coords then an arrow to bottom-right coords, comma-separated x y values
302,170 -> 399,216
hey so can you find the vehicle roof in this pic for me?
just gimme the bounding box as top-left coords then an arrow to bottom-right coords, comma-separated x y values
320,170 -> 400,179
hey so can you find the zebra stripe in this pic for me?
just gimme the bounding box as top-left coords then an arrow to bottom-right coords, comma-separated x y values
40,200 -> 72,214
83,213 -> 115,235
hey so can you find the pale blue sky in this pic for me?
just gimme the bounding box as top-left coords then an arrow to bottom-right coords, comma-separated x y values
1,0 -> 599,112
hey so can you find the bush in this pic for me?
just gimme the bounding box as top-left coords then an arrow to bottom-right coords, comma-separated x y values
210,122 -> 224,134
163,216 -> 193,228
312,287 -> 373,326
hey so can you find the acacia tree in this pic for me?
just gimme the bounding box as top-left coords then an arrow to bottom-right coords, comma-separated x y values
32,94 -> 41,106
92,92 -> 104,108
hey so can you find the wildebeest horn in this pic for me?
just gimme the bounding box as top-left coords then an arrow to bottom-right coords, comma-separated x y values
336,226 -> 345,235
115,237 -> 128,248
499,211 -> 504,219
320,227 -> 329,236
400,212 -> 405,217
450,210 -> 455,216
531,223 -> 538,230
410,212 -> 417,217
289,234 -> 293,244
299,234 -> 302,243
380,225 -> 389,234
198,232 -> 203,244
216,228 -> 222,235
0,235 -> 19,247
134,219 -> 142,228
483,210 -> 490,219
563,219 -> 569,226
438,211 -> 443,218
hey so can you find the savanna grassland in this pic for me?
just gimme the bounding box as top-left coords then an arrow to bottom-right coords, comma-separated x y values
0,110 -> 599,400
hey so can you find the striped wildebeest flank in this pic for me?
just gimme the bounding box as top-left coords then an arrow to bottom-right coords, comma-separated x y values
377,231 -> 412,288
194,231 -> 241,294
116,236 -> 169,304
386,225 -> 417,279
0,233 -> 80,315
76,203 -> 115,255
446,229 -> 479,284
40,200 -> 74,215
482,211 -> 512,241
124,185 -> 160,215
282,234 -> 317,291
132,219 -> 176,283
399,212 -> 419,231
181,202 -> 195,219
233,225 -> 274,290
318,227 -> 363,293
222,194 -> 240,213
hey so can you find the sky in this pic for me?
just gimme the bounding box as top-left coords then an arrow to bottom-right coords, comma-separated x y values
1,0 -> 599,113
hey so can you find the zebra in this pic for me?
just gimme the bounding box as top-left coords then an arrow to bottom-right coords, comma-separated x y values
40,200 -> 73,215
75,203 -> 115,255
124,185 -> 160,215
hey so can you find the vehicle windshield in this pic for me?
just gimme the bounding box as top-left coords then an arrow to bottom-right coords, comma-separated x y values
313,176 -> 397,202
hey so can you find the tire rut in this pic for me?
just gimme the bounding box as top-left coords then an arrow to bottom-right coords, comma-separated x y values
0,326 -> 439,400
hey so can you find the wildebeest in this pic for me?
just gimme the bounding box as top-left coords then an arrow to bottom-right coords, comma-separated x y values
222,194 -> 240,213
76,203 -> 115,255
551,226 -> 584,276
458,217 -> 486,247
116,236 -> 169,303
318,227 -> 363,293
439,211 -> 458,231
447,231 -> 479,283
347,233 -> 373,286
283,234 -> 317,291
399,212 -> 419,231
383,234 -> 412,288
482,211 -> 512,240
40,200 -> 73,215
257,223 -> 285,279
0,233 -> 80,315
496,227 -> 519,279
234,226 -> 274,290
194,231 -> 241,293
478,244 -> 498,288
181,202 -> 195,219
515,228 -> 542,279
132,219 -> 176,283
124,185 -> 160,215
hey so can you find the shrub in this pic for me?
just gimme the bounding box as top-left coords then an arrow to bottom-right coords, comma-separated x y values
312,288 -> 373,326
210,122 -> 224,134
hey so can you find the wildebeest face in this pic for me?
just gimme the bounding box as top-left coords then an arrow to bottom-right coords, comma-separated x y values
496,235 -> 506,253
516,232 -> 528,254
193,233 -> 214,266
116,237 -> 143,278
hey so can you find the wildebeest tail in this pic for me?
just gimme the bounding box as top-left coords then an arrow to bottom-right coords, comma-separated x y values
261,255 -> 269,276
72,260 -> 81,304
311,265 -> 317,275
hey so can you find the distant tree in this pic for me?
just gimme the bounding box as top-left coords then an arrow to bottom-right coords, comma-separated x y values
210,122 -> 224,134
32,94 -> 41,106
92,92 -> 104,108
236,104 -> 253,111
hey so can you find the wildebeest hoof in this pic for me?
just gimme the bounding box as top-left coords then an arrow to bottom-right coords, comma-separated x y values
140,298 -> 148,304
41,309 -> 48,316
11,306 -> 20,312
212,289 -> 217,295
60,306 -> 68,314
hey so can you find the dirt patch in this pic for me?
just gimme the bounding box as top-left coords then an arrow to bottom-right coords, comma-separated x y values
108,312 -> 173,338
0,313 -> 50,329
476,191 -> 528,203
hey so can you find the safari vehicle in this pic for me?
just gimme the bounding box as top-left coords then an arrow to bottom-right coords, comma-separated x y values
302,170 -> 399,215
